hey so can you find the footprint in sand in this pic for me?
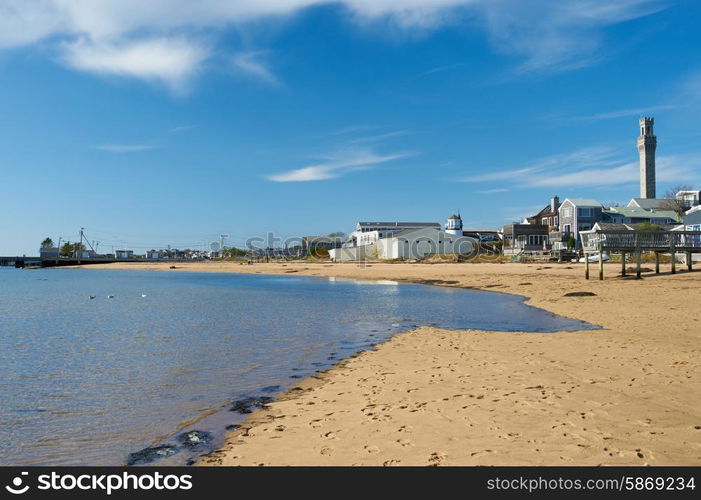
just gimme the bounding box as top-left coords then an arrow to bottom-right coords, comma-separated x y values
428,452 -> 446,465
470,449 -> 494,457
364,445 -> 380,454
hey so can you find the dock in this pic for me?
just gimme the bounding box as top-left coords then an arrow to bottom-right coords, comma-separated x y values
0,256 -> 140,268
580,229 -> 701,280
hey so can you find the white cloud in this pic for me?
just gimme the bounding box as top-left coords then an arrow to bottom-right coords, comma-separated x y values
462,147 -> 701,189
95,144 -> 158,153
0,0 -> 668,91
62,37 -> 208,92
232,51 -> 279,86
478,188 -> 510,194
267,149 -> 413,182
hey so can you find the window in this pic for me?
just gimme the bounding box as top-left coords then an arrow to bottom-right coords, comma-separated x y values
578,207 -> 592,217
527,235 -> 548,246
542,217 -> 549,225
562,207 -> 572,218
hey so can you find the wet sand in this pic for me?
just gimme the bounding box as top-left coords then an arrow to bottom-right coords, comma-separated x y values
78,261 -> 701,465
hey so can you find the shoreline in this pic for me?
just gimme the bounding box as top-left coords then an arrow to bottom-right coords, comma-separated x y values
72,261 -> 701,465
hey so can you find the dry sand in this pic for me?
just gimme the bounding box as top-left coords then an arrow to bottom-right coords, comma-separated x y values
79,261 -> 701,465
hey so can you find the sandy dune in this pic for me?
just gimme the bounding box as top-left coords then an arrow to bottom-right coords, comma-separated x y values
78,261 -> 701,465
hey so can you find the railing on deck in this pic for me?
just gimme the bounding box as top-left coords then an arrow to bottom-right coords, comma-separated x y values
580,230 -> 701,253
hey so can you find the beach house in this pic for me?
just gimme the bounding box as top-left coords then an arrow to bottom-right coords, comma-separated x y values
501,223 -> 550,256
558,198 -> 604,247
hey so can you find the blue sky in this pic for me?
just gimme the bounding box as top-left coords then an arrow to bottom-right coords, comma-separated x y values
1,0 -> 701,255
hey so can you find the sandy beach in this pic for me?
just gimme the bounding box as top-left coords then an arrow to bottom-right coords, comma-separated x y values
78,260 -> 701,465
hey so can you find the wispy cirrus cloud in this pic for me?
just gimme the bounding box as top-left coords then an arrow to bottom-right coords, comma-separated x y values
95,144 -> 159,153
232,51 -> 279,86
478,188 -> 510,194
572,104 -> 678,121
0,0 -> 668,92
418,63 -> 468,77
347,130 -> 413,144
267,149 -> 414,182
461,147 -> 701,188
167,124 -> 198,134
480,0 -> 666,73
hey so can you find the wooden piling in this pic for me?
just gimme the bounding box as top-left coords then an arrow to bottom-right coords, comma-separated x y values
655,252 -> 660,274
636,250 -> 642,279
671,239 -> 676,274
687,252 -> 693,272
671,251 -> 676,274
598,250 -> 604,280
621,252 -> 626,276
585,253 -> 589,280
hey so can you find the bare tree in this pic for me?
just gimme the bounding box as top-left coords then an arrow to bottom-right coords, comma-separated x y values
659,184 -> 695,215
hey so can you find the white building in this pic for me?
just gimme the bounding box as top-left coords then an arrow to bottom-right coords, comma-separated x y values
345,221 -> 441,247
330,220 -> 476,261
676,190 -> 701,209
115,250 -> 134,259
376,227 -> 475,260
39,247 -> 60,259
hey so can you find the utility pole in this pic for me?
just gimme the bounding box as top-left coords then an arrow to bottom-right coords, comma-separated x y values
78,227 -> 84,263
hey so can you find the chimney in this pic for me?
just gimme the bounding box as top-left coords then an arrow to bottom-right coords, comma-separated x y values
551,196 -> 560,213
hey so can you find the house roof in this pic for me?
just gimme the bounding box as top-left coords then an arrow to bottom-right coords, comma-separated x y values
593,222 -> 635,231
627,198 -> 670,210
502,224 -> 549,235
604,207 -> 680,221
357,221 -> 440,228
527,204 -> 556,220
683,210 -> 701,225
563,198 -> 602,207
386,227 -> 441,238
594,221 -> 680,231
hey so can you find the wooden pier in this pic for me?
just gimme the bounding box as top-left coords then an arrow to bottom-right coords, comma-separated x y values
0,256 -> 139,268
579,229 -> 701,280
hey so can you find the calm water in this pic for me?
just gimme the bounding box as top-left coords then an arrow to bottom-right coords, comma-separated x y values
0,268 -> 596,465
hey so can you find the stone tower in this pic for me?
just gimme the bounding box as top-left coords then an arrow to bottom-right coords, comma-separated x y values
637,117 -> 657,199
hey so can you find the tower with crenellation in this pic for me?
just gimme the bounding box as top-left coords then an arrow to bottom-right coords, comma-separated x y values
637,117 -> 657,199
